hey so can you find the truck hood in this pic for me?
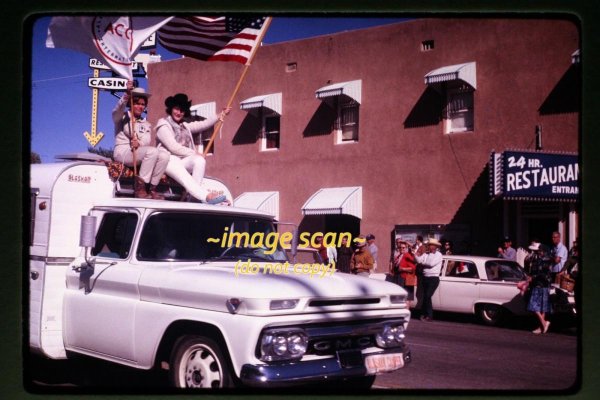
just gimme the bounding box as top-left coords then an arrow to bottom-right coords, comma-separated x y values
138,262 -> 407,316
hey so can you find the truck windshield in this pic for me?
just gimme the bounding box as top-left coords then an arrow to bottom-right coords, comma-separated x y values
137,212 -> 287,262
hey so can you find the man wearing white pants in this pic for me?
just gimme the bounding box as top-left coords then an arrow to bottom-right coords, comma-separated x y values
155,93 -> 230,204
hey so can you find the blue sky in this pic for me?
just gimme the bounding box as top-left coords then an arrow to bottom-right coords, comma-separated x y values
30,16 -> 406,163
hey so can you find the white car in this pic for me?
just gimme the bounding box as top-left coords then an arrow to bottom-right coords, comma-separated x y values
422,255 -> 575,326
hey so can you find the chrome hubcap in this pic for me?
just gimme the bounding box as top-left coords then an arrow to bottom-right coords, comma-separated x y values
181,344 -> 222,388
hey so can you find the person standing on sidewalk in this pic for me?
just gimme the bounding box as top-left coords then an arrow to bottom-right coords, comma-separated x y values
415,238 -> 443,321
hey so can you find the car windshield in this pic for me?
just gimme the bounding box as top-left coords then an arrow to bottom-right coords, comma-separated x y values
484,260 -> 527,282
137,212 -> 287,262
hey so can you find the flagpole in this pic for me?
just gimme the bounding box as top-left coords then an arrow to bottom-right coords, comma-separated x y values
129,94 -> 138,176
203,17 -> 273,156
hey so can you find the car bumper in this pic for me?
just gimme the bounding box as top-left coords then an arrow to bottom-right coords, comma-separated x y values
239,346 -> 411,387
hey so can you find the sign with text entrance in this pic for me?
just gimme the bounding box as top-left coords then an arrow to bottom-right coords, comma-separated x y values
489,150 -> 579,202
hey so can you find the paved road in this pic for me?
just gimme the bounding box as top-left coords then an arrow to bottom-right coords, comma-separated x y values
27,312 -> 578,393
374,312 -> 578,391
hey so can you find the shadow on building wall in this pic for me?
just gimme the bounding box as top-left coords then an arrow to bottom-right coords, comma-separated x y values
232,113 -> 260,145
303,102 -> 336,137
538,64 -> 581,115
403,86 -> 443,129
449,164 -> 504,256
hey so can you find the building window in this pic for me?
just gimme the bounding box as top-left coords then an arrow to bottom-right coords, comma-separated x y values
444,83 -> 474,133
190,102 -> 217,154
199,129 -> 215,155
261,111 -> 280,151
189,117 -> 214,155
421,40 -> 435,51
335,99 -> 359,143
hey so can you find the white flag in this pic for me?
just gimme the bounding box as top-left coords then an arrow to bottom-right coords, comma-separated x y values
47,16 -> 173,79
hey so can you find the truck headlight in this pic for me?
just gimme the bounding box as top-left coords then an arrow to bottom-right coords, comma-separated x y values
375,324 -> 405,348
390,294 -> 407,304
270,299 -> 299,310
260,328 -> 308,361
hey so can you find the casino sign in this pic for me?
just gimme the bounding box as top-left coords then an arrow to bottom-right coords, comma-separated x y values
489,150 -> 579,202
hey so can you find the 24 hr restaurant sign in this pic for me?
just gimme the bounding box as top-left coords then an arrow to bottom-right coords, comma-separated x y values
490,150 -> 579,201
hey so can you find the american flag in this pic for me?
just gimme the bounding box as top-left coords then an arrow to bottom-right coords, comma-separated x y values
158,16 -> 269,65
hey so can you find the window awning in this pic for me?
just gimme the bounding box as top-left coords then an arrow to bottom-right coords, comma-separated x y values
240,93 -> 282,115
424,62 -> 476,89
190,102 -> 216,119
302,186 -> 362,219
234,191 -> 280,220
315,79 -> 362,104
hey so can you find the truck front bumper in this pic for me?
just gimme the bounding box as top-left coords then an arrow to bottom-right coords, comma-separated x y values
239,346 -> 411,387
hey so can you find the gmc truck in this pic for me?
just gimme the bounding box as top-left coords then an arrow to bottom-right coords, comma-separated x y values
29,158 -> 411,389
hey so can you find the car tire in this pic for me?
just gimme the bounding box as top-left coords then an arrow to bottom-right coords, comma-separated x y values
478,304 -> 504,326
169,335 -> 234,389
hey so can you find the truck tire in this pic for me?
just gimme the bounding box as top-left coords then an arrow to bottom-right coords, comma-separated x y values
169,335 -> 234,388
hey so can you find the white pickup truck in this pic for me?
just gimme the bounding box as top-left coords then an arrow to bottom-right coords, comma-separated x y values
29,159 -> 411,389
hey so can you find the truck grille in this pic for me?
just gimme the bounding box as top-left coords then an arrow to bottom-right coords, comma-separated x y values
308,298 -> 380,307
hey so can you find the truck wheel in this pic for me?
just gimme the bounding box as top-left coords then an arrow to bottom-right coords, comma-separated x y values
169,335 -> 233,388
478,304 -> 504,326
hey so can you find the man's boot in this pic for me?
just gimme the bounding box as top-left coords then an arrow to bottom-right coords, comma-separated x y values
134,176 -> 150,198
148,185 -> 164,200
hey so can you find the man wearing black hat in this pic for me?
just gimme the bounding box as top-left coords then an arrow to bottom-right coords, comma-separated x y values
155,92 -> 231,204
497,236 -> 517,261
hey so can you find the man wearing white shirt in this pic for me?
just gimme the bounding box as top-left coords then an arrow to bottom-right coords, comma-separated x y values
550,231 -> 568,281
415,238 -> 443,321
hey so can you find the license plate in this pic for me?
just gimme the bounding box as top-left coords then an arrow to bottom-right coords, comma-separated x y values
365,353 -> 404,374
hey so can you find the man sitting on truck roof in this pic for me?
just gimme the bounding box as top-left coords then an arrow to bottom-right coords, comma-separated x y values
112,81 -> 169,200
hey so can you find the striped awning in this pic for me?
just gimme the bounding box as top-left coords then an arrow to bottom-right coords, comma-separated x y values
234,191 -> 280,220
424,62 -> 477,89
315,80 -> 362,104
190,102 -> 216,119
302,186 -> 362,219
240,93 -> 282,115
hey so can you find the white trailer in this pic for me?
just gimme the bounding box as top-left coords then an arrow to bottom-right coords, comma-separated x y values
29,160 -> 232,358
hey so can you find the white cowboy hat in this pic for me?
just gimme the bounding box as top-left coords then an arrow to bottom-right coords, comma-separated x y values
427,238 -> 442,247
528,242 -> 541,251
131,87 -> 151,99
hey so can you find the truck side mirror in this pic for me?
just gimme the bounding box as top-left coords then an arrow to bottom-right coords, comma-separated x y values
79,215 -> 97,248
77,215 -> 97,276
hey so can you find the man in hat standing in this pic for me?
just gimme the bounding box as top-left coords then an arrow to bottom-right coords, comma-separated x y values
351,236 -> 374,277
415,238 -> 443,321
113,81 -> 169,199
497,236 -> 517,261
366,234 -> 379,272
155,92 -> 231,204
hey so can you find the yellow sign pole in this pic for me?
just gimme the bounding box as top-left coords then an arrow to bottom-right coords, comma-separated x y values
83,68 -> 105,147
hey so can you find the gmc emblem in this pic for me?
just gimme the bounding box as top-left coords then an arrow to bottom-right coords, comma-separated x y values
312,336 -> 373,352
